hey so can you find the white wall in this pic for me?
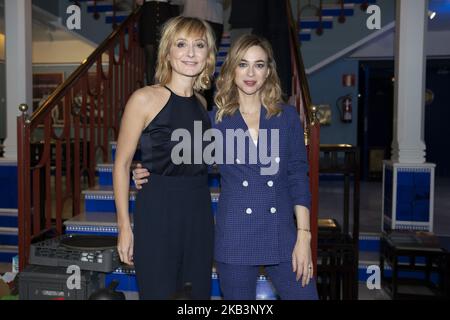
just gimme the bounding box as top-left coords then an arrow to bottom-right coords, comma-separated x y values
32,40 -> 108,64
0,36 -> 107,64
351,29 -> 450,59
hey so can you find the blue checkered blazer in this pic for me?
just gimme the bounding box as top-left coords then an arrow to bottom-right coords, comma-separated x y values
209,105 -> 311,265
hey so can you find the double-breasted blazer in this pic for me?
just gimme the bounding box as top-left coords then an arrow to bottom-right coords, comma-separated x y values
209,104 -> 311,265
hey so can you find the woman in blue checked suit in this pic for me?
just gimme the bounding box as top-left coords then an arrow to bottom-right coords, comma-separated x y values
133,34 -> 318,300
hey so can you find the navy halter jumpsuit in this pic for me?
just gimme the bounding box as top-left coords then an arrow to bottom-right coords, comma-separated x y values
133,86 -> 214,300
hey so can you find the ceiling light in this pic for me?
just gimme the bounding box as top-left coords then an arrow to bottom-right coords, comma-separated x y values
428,10 -> 436,20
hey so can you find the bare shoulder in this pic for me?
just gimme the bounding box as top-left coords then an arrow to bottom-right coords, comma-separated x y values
194,92 -> 208,109
126,85 -> 171,127
129,85 -> 169,108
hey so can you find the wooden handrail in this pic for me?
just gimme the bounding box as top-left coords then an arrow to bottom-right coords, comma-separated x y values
112,0 -> 117,29
17,6 -> 144,271
286,0 -> 320,275
30,7 -> 141,127
287,0 -> 317,151
339,0 -> 347,23
317,0 -> 324,35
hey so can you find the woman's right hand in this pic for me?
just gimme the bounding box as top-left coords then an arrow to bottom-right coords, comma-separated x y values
117,226 -> 134,266
132,163 -> 151,189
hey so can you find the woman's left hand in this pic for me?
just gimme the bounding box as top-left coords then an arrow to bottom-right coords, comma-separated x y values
292,232 -> 313,287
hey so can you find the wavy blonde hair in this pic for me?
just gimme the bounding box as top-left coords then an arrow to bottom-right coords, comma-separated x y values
214,34 -> 283,123
155,16 -> 216,91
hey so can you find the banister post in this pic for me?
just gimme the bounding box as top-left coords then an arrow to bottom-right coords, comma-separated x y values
17,103 -> 30,272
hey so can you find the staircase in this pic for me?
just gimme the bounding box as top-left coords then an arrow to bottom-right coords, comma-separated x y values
298,0 -> 377,42
74,0 -> 133,28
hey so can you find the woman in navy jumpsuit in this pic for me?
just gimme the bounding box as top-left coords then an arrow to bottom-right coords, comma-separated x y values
114,16 -> 217,299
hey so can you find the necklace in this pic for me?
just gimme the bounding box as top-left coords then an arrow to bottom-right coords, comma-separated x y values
240,109 -> 259,116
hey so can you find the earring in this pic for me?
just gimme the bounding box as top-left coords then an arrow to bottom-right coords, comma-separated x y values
203,74 -> 210,85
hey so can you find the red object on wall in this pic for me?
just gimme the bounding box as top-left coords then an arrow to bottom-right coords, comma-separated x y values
342,74 -> 355,87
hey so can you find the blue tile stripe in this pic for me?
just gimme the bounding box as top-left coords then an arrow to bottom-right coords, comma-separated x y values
0,215 -> 18,228
87,5 -> 114,13
359,236 -> 380,252
111,144 -> 141,162
0,251 -> 16,263
84,198 -> 135,213
300,21 -> 333,29
0,164 -> 18,208
321,8 -> 354,16
98,170 -> 133,187
300,34 -> 311,41
105,15 -> 127,24
0,234 -> 18,246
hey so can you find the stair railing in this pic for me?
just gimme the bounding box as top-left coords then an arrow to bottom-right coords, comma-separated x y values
287,0 -> 320,274
16,7 -> 144,271
112,0 -> 118,29
93,0 -> 100,20
297,0 -> 320,43
360,1 -> 370,11
73,0 -> 120,29
298,0 -> 369,43
338,0 -> 346,23
317,0 -> 324,35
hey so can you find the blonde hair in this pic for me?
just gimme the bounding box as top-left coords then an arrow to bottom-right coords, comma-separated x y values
155,16 -> 216,91
214,34 -> 283,123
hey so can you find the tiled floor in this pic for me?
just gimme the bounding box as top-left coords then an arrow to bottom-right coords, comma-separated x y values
358,283 -> 391,300
319,176 -> 450,300
318,177 -> 450,235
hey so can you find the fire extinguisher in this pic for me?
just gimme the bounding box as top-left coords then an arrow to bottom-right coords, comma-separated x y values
336,94 -> 352,123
